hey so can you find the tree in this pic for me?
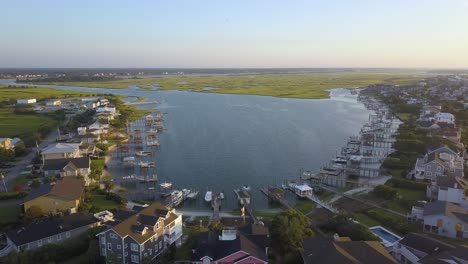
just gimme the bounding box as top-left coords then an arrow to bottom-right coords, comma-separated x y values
25,205 -> 44,219
271,209 -> 314,255
31,179 -> 40,188
14,141 -> 27,157
103,175 -> 114,193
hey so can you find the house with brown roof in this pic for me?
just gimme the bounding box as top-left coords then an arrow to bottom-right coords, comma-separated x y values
96,203 -> 183,264
300,236 -> 397,264
22,178 -> 85,215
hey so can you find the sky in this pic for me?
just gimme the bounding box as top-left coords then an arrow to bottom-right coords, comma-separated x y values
1,0 -> 468,68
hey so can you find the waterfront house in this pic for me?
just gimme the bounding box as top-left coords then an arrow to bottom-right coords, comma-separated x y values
412,146 -> 464,180
3,212 -> 99,254
17,98 -> 36,104
434,112 -> 455,124
392,233 -> 454,263
96,203 -> 183,264
41,143 -> 81,161
294,184 -> 313,198
22,178 -> 85,215
300,236 -> 397,264
432,126 -> 462,144
409,201 -> 468,239
191,224 -> 269,264
45,99 -> 61,106
42,157 -> 91,184
0,138 -> 13,150
78,133 -> 100,144
96,105 -> 116,115
426,176 -> 468,208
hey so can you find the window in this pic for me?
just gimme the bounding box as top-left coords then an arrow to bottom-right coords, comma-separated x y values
107,243 -> 112,250
149,248 -> 152,255
437,166 -> 441,171
101,247 -> 106,257
125,243 -> 128,248
117,244 -> 121,250
100,236 -> 106,245
110,233 -> 117,239
66,232 -> 70,238
37,239 -> 43,247
56,234 -> 62,241
131,243 -> 139,252
131,255 -> 139,263
47,237 -> 52,243
155,243 -> 158,251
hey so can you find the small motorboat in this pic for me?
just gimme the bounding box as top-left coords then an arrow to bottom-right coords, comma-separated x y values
135,151 -> 151,157
187,191 -> 199,199
242,185 -> 251,191
160,182 -> 172,189
205,191 -> 212,202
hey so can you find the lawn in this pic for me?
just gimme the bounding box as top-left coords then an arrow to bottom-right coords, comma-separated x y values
0,205 -> 21,223
0,108 -> 56,139
396,113 -> 413,122
353,213 -> 381,227
31,72 -> 426,99
294,200 -> 316,214
91,193 -> 120,211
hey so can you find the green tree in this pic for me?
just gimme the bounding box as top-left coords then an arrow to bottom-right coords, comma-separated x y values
103,175 -> 114,193
25,205 -> 44,219
372,185 -> 397,200
271,209 -> 314,255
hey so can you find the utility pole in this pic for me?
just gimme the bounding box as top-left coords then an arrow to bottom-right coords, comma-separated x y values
1,173 -> 7,192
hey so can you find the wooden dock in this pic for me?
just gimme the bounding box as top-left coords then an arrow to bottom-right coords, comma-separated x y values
260,187 -> 292,209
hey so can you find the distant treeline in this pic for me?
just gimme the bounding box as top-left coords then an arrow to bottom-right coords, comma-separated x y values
17,75 -> 116,83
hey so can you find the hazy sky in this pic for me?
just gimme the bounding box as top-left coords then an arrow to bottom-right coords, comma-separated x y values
2,0 -> 468,68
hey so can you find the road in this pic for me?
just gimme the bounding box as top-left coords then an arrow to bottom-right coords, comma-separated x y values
1,127 -> 59,191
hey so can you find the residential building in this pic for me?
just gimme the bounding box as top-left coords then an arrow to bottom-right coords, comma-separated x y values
22,178 -> 85,214
96,105 -> 116,115
0,138 -> 13,150
17,98 -> 36,104
300,236 -> 397,264
97,203 -> 183,264
432,127 -> 462,144
78,133 -> 100,144
419,246 -> 468,263
3,212 -> 99,254
41,143 -> 81,161
427,177 -> 468,208
412,146 -> 464,180
409,201 -> 468,239
434,112 -> 455,124
46,100 -> 61,106
392,233 -> 454,264
191,224 -> 269,264
42,157 -> 91,184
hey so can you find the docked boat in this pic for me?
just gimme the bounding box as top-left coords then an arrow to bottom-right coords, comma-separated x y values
160,182 -> 173,189
242,185 -> 251,191
332,156 -> 348,165
147,140 -> 160,147
182,189 -> 191,197
136,161 -> 149,168
135,151 -> 151,157
186,191 -> 199,199
122,156 -> 135,166
205,191 -> 212,202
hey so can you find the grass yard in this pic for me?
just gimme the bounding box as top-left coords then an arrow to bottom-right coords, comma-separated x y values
0,108 -> 56,139
353,213 -> 381,227
395,187 -> 426,201
396,113 -> 413,122
0,205 -> 21,223
294,200 -> 316,214
91,193 -> 120,211
32,72 -> 426,99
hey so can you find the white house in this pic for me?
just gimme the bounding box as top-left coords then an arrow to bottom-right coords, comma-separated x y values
46,100 -> 61,106
77,127 -> 87,136
41,143 -> 81,161
410,201 -> 468,239
96,105 -> 116,115
17,98 -> 36,104
434,112 -> 455,124
427,177 -> 468,208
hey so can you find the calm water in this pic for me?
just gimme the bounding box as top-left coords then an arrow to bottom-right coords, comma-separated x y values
1,80 -> 371,210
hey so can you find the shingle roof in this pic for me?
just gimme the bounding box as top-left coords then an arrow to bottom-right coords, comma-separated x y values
6,212 -> 98,246
423,201 -> 466,217
110,203 -> 179,244
22,178 -> 85,203
192,232 -> 268,262
42,157 -> 90,171
42,143 -> 80,154
301,236 -> 397,264
436,177 -> 460,189
398,233 -> 453,254
420,246 -> 468,264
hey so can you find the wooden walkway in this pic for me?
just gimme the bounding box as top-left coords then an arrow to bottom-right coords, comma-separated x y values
260,187 -> 292,209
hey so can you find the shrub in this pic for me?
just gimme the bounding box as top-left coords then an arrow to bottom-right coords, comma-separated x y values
372,185 -> 397,200
0,191 -> 28,200
14,185 -> 23,192
386,178 -> 427,191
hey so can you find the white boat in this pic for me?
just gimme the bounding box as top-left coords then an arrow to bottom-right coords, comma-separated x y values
122,156 -> 135,166
187,191 -> 199,199
281,184 -> 287,190
205,191 -> 212,202
147,140 -> 160,147
182,189 -> 190,197
135,151 -> 151,157
160,182 -> 172,189
220,192 -> 225,200
137,161 -> 149,168
242,185 -> 251,191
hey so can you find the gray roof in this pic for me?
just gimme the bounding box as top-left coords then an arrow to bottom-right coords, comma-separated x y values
6,212 -> 98,246
420,246 -> 468,264
398,233 -> 453,254
423,201 -> 466,217
436,177 -> 461,189
42,143 -> 80,154
42,157 -> 90,171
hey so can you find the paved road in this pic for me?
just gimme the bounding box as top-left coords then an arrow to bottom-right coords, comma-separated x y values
2,128 -> 59,191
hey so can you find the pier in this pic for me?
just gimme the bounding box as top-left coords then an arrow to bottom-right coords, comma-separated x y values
260,187 -> 292,209
125,100 -> 159,106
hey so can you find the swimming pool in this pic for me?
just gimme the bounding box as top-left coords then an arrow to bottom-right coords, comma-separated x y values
369,226 -> 402,246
